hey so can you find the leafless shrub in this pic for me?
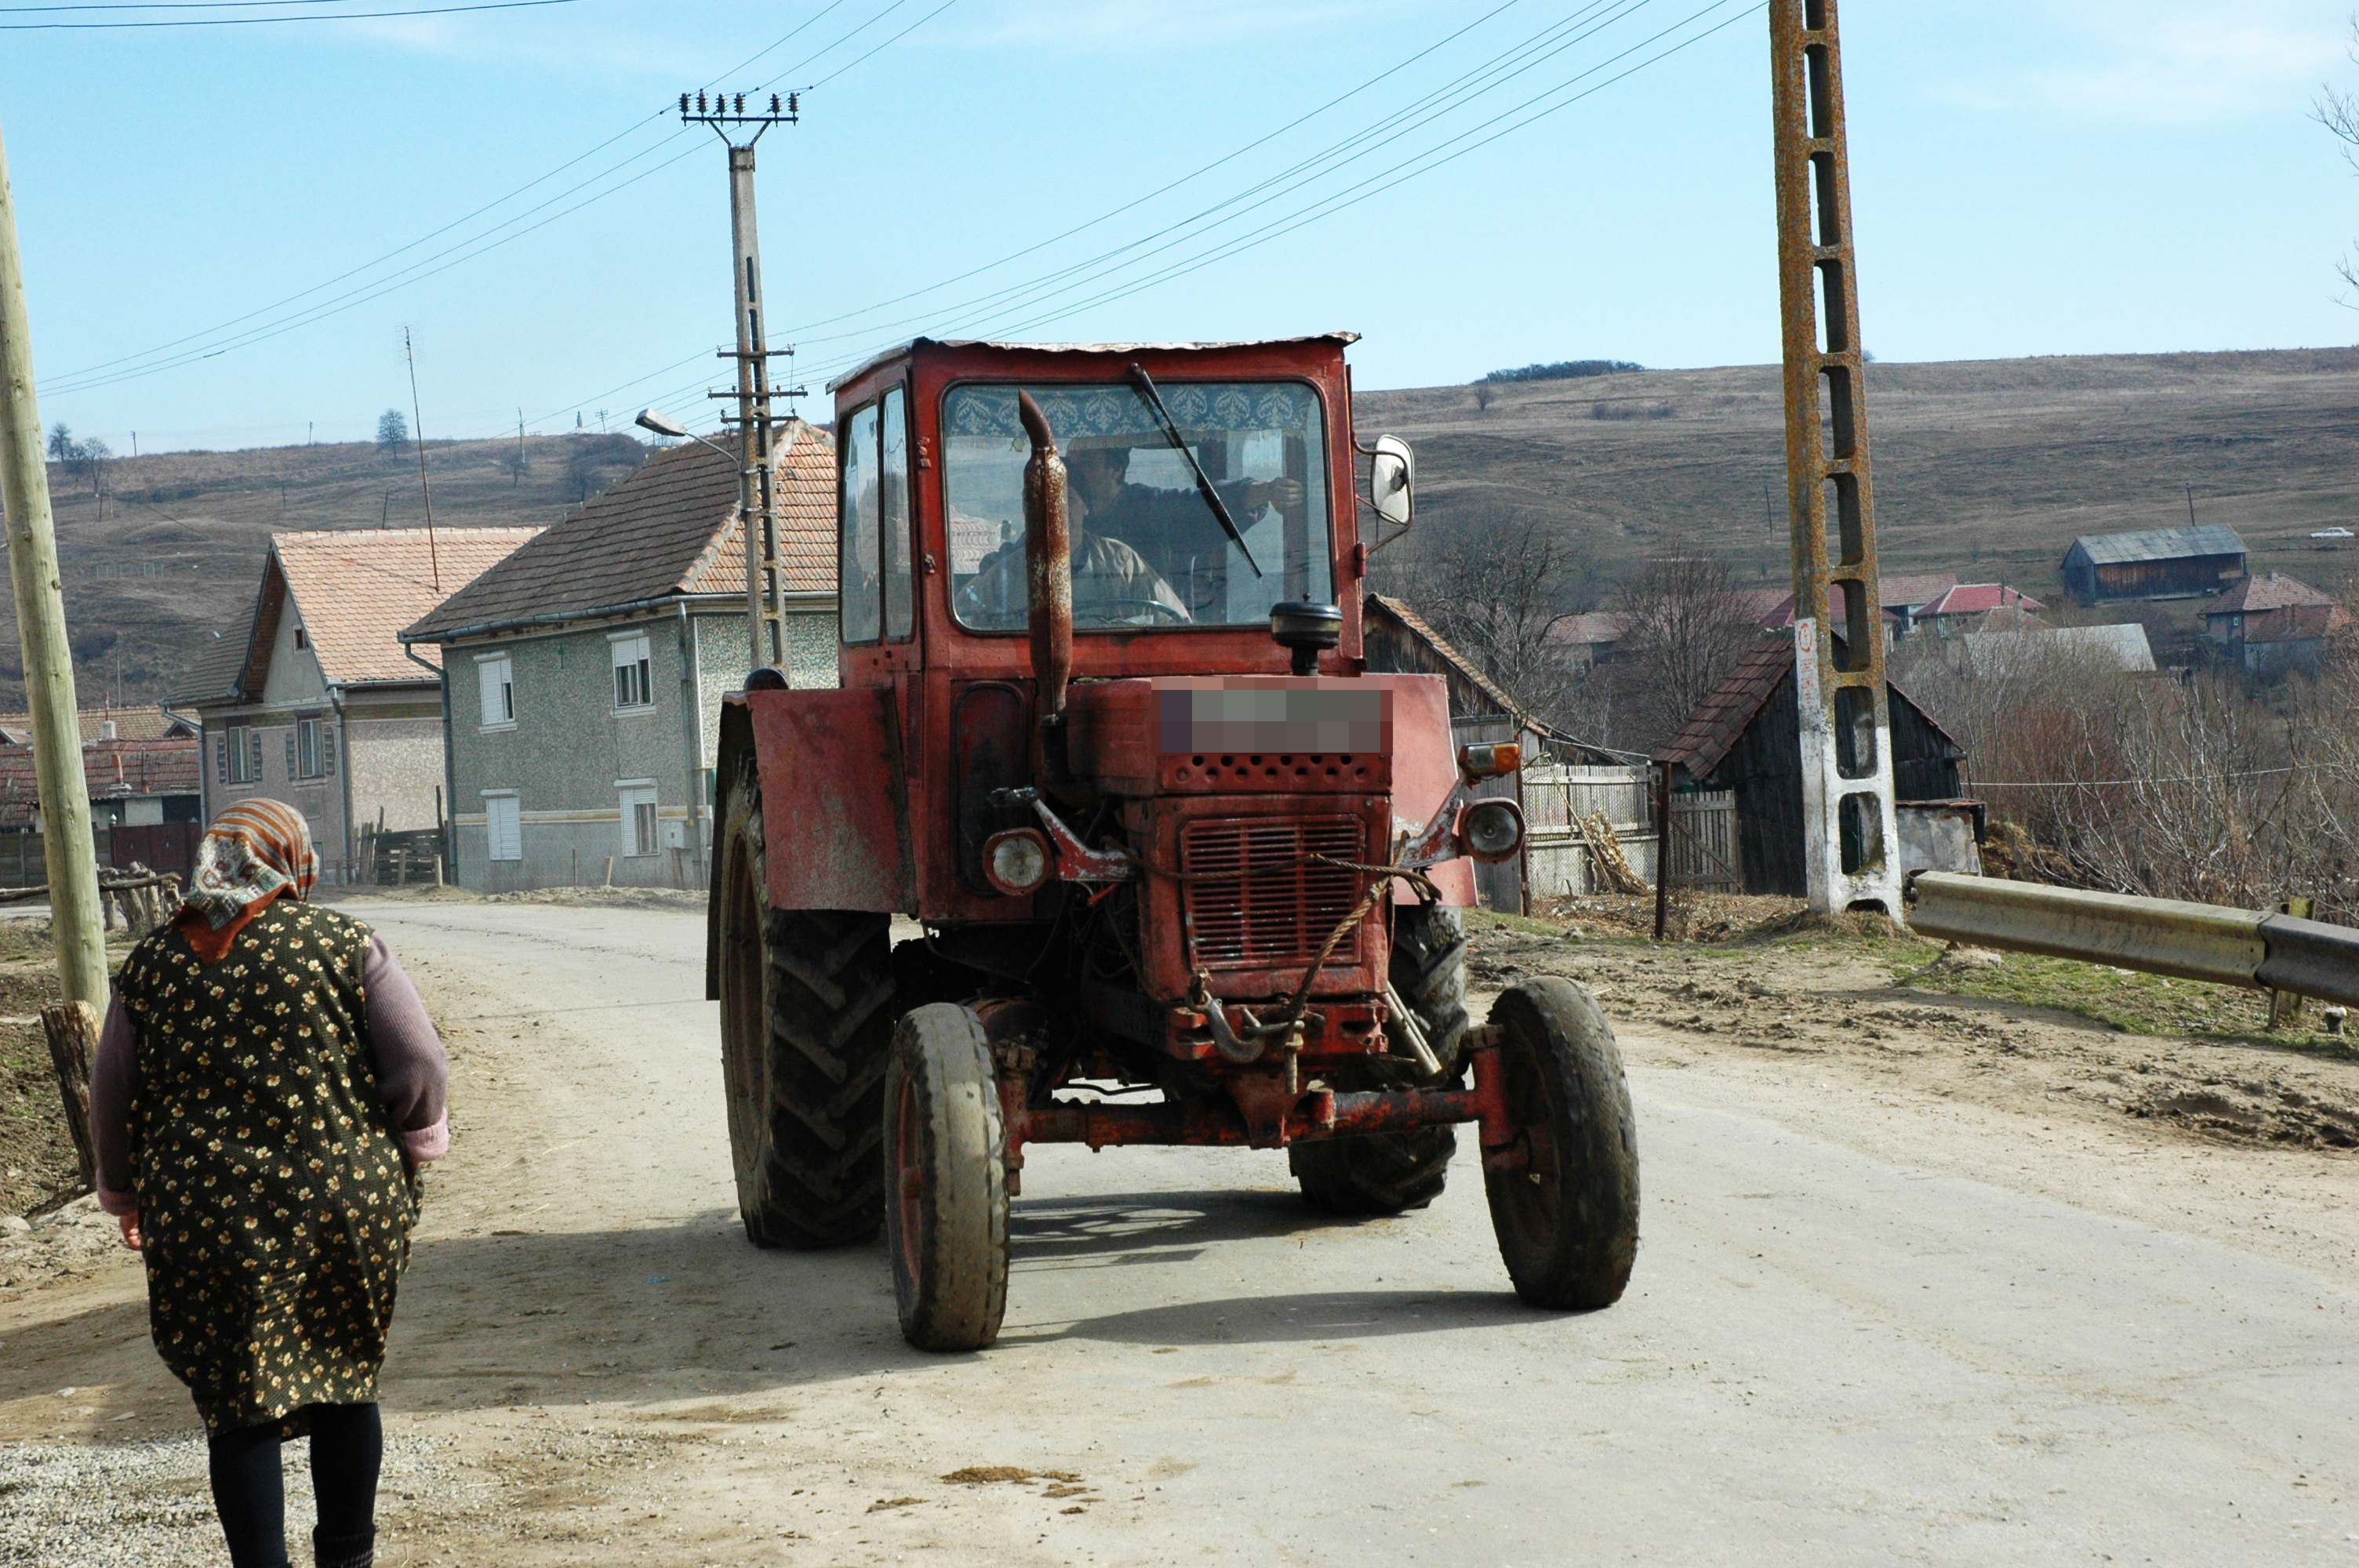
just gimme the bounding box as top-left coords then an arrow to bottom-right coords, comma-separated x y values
1616,555 -> 1763,746
1473,383 -> 1496,412
1893,630 -> 2359,921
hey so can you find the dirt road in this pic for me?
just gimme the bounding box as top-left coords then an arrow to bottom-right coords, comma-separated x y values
4,897 -> 2357,1566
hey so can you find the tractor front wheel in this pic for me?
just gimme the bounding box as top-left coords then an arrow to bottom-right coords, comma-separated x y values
884,1004 -> 1010,1352
1481,978 -> 1640,1309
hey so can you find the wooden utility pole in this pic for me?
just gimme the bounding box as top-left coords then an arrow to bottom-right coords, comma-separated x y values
0,110 -> 107,1009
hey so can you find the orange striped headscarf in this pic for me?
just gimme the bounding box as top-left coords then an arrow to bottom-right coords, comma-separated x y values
175,799 -> 318,962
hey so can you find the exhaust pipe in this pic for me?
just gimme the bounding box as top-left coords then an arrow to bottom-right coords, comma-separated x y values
1019,390 -> 1072,722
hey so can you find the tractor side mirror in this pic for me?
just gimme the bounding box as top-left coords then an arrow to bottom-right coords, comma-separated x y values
1368,435 -> 1413,546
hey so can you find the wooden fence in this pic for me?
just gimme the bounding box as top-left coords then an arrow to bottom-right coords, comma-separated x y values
1520,767 -> 1741,899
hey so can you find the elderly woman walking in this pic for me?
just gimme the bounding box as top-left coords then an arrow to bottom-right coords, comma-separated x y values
90,800 -> 449,1568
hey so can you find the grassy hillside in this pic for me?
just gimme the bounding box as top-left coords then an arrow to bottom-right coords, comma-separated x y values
9,432 -> 642,711
1353,347 -> 2359,631
16,346 -> 2358,714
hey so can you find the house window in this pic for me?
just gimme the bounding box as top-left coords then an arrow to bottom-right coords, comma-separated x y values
477,653 -> 515,729
620,785 -> 660,857
294,717 -> 336,779
612,633 -> 654,710
484,793 -> 522,862
293,625 -> 308,650
221,724 -> 261,785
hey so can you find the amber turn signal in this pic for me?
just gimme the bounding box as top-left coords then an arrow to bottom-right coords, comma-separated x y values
1458,742 -> 1522,779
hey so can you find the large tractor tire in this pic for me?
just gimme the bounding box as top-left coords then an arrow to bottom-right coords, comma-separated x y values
883,1004 -> 1010,1352
1289,903 -> 1472,1215
715,761 -> 895,1249
1482,978 -> 1640,1309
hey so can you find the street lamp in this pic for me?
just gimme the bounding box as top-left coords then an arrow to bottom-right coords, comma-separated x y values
634,408 -> 733,460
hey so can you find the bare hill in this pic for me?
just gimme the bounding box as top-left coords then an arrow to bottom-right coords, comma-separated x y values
1353,347 -> 2359,622
8,432 -> 643,712
15,347 -> 2358,715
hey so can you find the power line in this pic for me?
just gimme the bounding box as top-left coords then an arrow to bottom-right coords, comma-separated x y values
33,0 -> 912,396
2,0 -> 576,26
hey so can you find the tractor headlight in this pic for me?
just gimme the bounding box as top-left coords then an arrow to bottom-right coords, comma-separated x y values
984,829 -> 1052,896
1459,799 -> 1525,864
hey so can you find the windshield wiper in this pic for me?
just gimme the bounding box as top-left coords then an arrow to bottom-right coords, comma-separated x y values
1123,363 -> 1262,578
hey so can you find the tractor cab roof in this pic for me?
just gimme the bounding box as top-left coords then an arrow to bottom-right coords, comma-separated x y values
827,332 -> 1361,394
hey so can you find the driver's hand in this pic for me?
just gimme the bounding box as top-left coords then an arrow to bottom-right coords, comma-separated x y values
1247,477 -> 1304,512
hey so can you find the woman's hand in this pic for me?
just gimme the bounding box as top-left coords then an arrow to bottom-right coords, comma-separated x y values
118,1211 -> 142,1250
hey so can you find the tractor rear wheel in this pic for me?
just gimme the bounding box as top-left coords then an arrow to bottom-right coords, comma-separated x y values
1481,978 -> 1640,1309
1289,903 -> 1472,1215
884,1004 -> 1010,1352
716,761 -> 895,1249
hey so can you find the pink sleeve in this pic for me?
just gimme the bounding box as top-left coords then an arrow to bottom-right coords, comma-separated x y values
362,936 -> 450,1163
92,997 -> 140,1215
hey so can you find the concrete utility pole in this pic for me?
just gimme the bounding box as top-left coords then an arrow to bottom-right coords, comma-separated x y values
1770,0 -> 1903,918
681,89 -> 803,679
0,111 -> 107,1007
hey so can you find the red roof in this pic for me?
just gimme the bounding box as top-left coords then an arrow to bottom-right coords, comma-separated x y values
1920,583 -> 2044,618
1759,574 -> 1959,629
0,737 -> 200,829
2206,572 -> 2335,617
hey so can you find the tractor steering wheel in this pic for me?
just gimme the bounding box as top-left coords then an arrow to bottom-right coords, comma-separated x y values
1076,597 -> 1192,626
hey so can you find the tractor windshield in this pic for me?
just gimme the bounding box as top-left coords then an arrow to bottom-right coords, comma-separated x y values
943,381 -> 1332,631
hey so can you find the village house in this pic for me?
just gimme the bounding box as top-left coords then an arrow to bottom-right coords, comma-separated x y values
1912,582 -> 2045,638
1656,641 -> 1979,897
0,718 -> 204,885
174,527 -> 542,884
1761,573 -> 1959,644
2061,524 -> 2247,604
2200,572 -> 2353,676
401,426 -> 837,893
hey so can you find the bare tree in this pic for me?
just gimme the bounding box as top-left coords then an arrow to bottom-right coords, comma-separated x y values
2317,16 -> 2359,299
1473,383 -> 1496,413
1385,504 -> 1585,725
1616,555 -> 1762,745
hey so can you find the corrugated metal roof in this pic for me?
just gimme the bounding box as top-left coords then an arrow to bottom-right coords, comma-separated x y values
1965,623 -> 2156,673
828,333 -> 1361,392
403,421 -> 834,642
2067,524 -> 2247,566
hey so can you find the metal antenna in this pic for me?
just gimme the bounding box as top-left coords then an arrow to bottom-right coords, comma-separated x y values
402,326 -> 441,593
1771,0 -> 1899,918
679,88 -> 800,677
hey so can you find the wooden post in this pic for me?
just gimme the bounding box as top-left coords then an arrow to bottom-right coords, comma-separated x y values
0,114 -> 107,1008
602,855 -> 614,889
39,1000 -> 98,1192
1652,761 -> 1672,942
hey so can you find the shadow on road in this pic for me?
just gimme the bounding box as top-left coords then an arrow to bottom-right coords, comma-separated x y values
2,1185 -> 1539,1430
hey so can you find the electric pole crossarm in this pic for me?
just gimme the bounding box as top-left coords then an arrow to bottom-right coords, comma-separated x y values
1771,0 -> 1903,918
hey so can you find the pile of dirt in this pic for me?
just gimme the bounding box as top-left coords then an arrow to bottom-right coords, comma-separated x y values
1463,913 -> 2359,1156
0,957 -> 98,1222
1521,892 -> 1806,942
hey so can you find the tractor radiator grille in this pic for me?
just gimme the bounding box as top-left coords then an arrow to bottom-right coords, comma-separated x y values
1180,815 -> 1366,972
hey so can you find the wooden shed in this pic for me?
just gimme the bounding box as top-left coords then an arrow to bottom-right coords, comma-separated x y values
1656,642 -> 1968,897
2062,525 -> 2247,605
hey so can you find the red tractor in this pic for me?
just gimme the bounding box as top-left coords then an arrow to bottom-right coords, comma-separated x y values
707,335 -> 1638,1350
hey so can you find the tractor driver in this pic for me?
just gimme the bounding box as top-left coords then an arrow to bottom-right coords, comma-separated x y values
955,445 -> 1305,628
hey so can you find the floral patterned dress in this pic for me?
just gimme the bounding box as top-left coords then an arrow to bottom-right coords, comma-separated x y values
113,898 -> 420,1434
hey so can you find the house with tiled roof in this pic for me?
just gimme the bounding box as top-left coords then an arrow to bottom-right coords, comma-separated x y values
2201,572 -> 2352,676
1656,641 -> 1975,896
1914,582 -> 2045,637
1758,573 -> 1959,643
401,424 -> 837,891
176,526 -> 541,882
0,732 -> 205,886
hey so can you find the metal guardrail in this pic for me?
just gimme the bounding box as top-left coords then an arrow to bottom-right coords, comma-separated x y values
1908,873 -> 2359,1007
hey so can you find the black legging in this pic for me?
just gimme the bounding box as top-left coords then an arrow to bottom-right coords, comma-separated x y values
207,1403 -> 381,1568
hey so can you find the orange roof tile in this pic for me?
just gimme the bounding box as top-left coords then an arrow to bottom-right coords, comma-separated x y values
274,527 -> 542,684
2207,571 -> 2335,616
405,421 -> 835,641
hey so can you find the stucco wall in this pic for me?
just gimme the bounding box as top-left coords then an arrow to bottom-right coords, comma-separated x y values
343,711 -> 445,836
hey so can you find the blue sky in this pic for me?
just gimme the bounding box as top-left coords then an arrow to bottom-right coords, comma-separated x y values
2,0 -> 2355,452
